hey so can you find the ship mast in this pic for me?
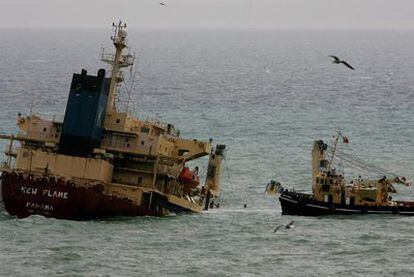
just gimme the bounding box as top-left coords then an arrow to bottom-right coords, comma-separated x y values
328,131 -> 340,171
101,21 -> 135,115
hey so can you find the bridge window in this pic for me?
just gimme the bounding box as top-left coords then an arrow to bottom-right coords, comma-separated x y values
178,149 -> 189,156
141,127 -> 150,133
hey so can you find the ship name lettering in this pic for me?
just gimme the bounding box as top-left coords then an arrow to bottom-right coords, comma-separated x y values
42,189 -> 68,199
26,202 -> 54,211
20,186 -> 37,195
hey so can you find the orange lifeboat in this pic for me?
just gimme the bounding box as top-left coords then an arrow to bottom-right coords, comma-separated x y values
178,167 -> 200,189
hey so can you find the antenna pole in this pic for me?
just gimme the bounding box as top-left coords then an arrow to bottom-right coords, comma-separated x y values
328,131 -> 340,171
101,21 -> 134,116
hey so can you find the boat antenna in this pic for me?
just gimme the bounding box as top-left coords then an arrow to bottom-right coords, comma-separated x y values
328,131 -> 341,171
101,20 -> 135,115
29,98 -> 34,116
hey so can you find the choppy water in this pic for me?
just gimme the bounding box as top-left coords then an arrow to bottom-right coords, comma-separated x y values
0,29 -> 414,276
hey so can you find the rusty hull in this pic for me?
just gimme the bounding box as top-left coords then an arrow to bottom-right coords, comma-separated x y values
0,172 -> 165,220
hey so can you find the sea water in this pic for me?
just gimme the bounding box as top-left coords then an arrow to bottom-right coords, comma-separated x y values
0,29 -> 413,276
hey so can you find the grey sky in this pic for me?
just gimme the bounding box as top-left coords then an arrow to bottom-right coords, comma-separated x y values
1,0 -> 413,29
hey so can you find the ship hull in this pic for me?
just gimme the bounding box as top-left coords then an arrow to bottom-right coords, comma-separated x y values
280,190 -> 414,216
0,172 -> 189,220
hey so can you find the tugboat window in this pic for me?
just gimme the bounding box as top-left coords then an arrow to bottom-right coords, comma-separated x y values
322,185 -> 330,192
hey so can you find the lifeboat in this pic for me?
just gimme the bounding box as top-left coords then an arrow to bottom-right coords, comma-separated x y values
178,167 -> 200,189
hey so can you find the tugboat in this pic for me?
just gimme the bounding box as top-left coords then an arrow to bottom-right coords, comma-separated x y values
276,132 -> 413,216
0,21 -> 225,220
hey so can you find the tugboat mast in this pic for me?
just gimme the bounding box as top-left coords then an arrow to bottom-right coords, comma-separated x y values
328,131 -> 340,171
101,20 -> 135,115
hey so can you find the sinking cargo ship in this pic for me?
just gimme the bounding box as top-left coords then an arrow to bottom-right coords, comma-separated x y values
275,132 -> 414,216
0,21 -> 225,220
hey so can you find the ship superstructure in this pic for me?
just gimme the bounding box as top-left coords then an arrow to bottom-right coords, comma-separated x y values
276,132 -> 413,216
0,21 -> 225,219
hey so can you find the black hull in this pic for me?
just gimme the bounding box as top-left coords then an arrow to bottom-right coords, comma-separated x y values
279,191 -> 414,216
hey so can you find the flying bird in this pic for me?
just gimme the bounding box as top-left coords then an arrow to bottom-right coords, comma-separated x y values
274,220 -> 295,233
329,55 -> 355,70
159,2 -> 166,6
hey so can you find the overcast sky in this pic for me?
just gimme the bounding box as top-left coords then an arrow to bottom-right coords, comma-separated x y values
1,0 -> 414,29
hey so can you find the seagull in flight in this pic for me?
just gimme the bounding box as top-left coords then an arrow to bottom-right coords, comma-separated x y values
329,55 -> 355,70
159,2 -> 166,6
274,220 -> 295,233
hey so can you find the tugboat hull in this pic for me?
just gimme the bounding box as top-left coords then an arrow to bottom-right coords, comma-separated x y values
280,191 -> 414,216
0,172 -> 180,220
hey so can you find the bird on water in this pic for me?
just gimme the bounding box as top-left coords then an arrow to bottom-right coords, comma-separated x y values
329,55 -> 355,70
274,220 -> 295,233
